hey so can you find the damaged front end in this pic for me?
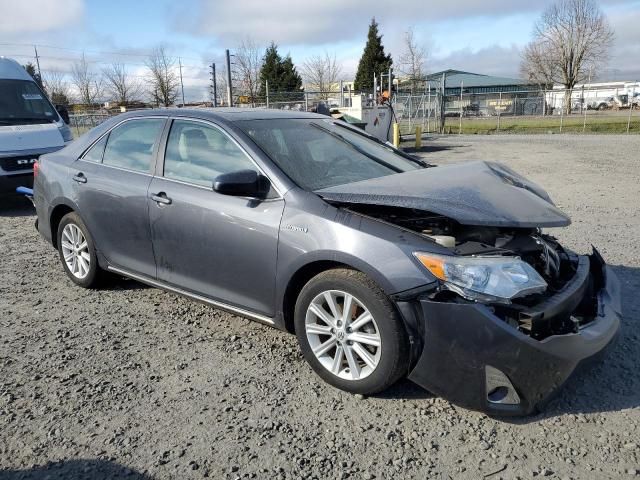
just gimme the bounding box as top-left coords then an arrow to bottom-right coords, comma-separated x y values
342,203 -> 622,415
345,203 -> 603,340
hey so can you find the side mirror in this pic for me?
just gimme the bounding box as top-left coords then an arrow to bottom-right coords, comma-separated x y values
213,169 -> 270,198
55,105 -> 70,124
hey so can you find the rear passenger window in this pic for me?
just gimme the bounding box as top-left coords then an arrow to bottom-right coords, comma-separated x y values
163,120 -> 255,187
83,135 -> 107,163
102,119 -> 165,172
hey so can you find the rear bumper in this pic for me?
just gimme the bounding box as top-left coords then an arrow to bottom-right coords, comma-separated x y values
0,172 -> 33,196
402,249 -> 621,415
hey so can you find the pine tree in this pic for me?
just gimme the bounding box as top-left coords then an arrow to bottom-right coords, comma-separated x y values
259,43 -> 303,101
279,56 -> 303,93
354,18 -> 392,92
259,43 -> 282,96
23,62 -> 44,88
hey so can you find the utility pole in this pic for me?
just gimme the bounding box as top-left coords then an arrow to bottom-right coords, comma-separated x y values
178,58 -> 185,106
33,45 -> 42,82
439,72 -> 446,133
210,63 -> 217,107
225,49 -> 233,107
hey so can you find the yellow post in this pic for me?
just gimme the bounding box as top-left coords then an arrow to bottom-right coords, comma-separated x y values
415,126 -> 422,149
393,122 -> 400,148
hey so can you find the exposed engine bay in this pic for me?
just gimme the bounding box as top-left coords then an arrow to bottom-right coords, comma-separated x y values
345,204 -> 600,340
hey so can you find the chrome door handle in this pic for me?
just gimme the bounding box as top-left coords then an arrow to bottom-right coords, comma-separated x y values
72,173 -> 87,183
150,192 -> 172,205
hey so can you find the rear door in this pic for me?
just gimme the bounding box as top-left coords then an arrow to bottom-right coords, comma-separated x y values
148,118 -> 284,316
73,117 -> 167,277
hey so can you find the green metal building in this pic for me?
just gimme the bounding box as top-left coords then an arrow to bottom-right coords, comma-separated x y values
425,70 -> 539,95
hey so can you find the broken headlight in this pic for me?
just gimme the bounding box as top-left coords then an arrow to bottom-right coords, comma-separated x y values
414,253 -> 547,304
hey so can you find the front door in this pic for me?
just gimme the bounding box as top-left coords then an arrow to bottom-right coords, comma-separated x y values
72,117 -> 166,277
148,119 -> 284,317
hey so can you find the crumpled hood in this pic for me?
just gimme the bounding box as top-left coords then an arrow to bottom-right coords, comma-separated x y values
316,161 -> 571,228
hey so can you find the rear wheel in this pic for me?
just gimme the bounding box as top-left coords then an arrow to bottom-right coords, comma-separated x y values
57,212 -> 102,288
294,269 -> 409,395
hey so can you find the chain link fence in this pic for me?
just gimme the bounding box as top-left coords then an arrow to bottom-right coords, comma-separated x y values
231,89 -> 342,112
69,112 -> 111,137
392,86 -> 640,135
69,85 -> 639,139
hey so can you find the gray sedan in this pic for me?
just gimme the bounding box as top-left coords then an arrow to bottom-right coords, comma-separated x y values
33,109 -> 620,415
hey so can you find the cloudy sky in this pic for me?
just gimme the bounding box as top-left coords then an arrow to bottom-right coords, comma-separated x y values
1,0 -> 639,102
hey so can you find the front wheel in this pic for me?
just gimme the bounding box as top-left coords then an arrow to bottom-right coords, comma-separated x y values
294,269 -> 409,395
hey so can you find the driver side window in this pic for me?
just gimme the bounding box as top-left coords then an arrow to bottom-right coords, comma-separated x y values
163,120 -> 255,187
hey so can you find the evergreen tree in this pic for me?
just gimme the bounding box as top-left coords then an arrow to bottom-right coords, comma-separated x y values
259,43 -> 282,96
354,18 -> 392,92
279,56 -> 303,93
259,43 -> 303,101
23,62 -> 44,88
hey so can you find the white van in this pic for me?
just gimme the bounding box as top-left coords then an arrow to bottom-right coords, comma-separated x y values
0,57 -> 73,195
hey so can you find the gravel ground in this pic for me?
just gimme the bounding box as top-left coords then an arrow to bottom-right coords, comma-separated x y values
1,134 -> 639,480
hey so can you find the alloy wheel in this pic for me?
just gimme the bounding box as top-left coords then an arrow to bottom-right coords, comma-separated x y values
61,223 -> 91,280
305,290 -> 382,380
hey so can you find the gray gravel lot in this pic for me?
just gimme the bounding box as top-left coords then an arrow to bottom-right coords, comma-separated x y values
1,134 -> 639,479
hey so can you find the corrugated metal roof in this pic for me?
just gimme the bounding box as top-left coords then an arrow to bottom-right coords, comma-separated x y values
426,70 -> 530,88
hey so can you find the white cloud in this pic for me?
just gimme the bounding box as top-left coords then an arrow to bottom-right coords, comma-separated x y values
173,0 -> 551,47
605,6 -> 640,80
175,0 -> 634,47
0,0 -> 85,35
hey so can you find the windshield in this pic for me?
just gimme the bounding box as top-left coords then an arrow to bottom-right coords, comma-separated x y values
236,118 -> 421,190
0,79 -> 58,125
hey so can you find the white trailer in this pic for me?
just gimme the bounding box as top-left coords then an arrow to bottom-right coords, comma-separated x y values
546,81 -> 640,112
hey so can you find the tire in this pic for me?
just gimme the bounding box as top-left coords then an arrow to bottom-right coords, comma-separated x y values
57,212 -> 102,288
294,268 -> 409,395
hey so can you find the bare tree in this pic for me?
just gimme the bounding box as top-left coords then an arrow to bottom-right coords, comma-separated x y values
43,70 -> 71,105
146,46 -> 179,107
102,63 -> 142,105
233,38 -> 263,102
71,53 -> 103,106
521,0 -> 614,113
398,27 -> 428,93
301,52 -> 342,99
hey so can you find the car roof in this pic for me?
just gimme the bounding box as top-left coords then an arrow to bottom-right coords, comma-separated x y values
118,107 -> 329,125
0,57 -> 35,81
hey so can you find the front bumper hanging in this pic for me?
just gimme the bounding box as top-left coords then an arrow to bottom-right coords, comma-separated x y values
401,248 -> 621,415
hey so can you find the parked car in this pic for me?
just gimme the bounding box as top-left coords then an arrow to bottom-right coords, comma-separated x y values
33,109 -> 621,415
0,57 -> 73,196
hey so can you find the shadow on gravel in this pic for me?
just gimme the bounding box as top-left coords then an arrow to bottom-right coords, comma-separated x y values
0,196 -> 34,217
0,459 -> 151,479
374,378 -> 433,400
102,276 -> 150,292
503,264 -> 640,424
403,144 -> 460,155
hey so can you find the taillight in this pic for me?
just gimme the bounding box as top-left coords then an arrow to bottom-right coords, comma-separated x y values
33,161 -> 39,178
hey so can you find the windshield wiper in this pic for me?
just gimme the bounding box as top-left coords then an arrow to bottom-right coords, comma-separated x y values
332,121 -> 432,167
310,122 -> 404,173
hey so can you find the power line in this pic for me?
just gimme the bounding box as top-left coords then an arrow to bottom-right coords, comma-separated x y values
0,42 -> 204,63
38,69 -> 206,83
2,50 -> 205,69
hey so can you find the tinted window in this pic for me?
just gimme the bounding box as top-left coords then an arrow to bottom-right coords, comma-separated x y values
236,119 -> 420,190
163,120 -> 255,187
0,79 -> 57,125
82,135 -> 107,163
102,119 -> 165,172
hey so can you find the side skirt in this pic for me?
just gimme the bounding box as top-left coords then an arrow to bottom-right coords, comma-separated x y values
106,266 -> 276,327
